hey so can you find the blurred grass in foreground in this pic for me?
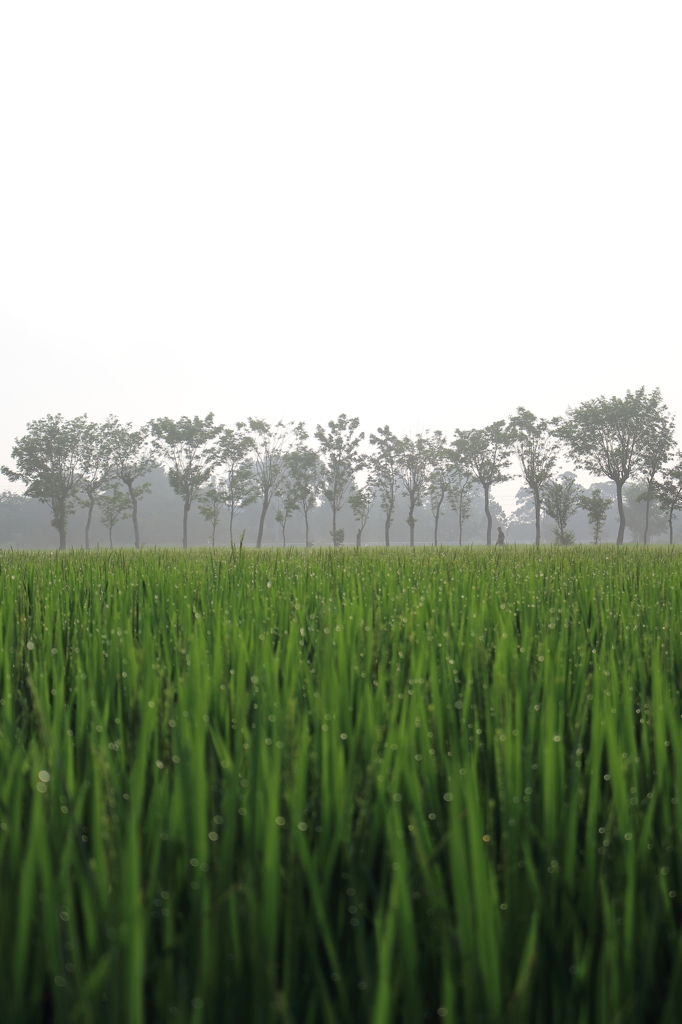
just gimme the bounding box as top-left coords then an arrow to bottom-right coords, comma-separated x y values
1,546 -> 681,1023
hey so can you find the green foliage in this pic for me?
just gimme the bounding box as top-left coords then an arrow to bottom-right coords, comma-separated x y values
1,413 -> 87,548
578,487 -> 613,544
197,486 -> 226,546
456,421 -> 514,545
150,415 -> 224,548
558,387 -> 673,545
246,418 -> 304,550
150,414 -> 223,507
2,548 -> 682,1023
97,487 -> 133,548
315,415 -> 365,547
508,408 -> 560,546
349,485 -> 374,546
369,426 -> 401,546
542,473 -> 582,545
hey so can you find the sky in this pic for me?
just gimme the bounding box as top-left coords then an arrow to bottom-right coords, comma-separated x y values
1,2 -> 681,510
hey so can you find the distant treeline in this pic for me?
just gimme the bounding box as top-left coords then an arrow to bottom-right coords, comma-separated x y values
2,386 -> 682,550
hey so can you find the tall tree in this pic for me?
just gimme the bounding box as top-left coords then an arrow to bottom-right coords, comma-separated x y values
97,486 -> 132,549
396,433 -> 432,548
2,413 -> 86,550
281,447 -> 322,548
247,419 -> 303,549
315,415 -> 365,548
150,414 -> 223,548
456,421 -> 514,546
349,484 -> 374,548
657,460 -> 682,545
558,387 -> 665,546
215,425 -> 257,546
448,462 -> 474,546
542,473 -> 582,545
78,420 -> 114,550
578,487 -> 613,544
425,431 -> 452,547
635,393 -> 675,544
508,408 -> 560,547
369,426 -> 400,547
107,419 -> 156,549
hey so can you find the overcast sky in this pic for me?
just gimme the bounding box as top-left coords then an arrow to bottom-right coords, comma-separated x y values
1,2 -> 681,507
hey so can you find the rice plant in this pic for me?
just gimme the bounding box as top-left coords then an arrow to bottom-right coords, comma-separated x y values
1,546 -> 680,1023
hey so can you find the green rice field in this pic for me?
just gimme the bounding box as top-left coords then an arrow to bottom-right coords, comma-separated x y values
1,547 -> 681,1023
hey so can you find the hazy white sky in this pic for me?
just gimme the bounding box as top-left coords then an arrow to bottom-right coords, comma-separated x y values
1,2 -> 681,507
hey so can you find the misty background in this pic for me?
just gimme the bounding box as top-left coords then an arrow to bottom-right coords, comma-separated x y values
0,470 -> 671,550
1,2 -> 681,509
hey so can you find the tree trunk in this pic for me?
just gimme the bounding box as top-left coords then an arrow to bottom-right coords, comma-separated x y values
484,485 -> 492,546
384,513 -> 390,547
356,528 -> 361,548
59,526 -> 67,551
304,511 -> 310,548
533,486 -> 541,547
256,489 -> 270,549
109,526 -> 113,550
183,501 -> 190,549
459,516 -> 463,547
126,481 -> 140,549
670,511 -> 674,546
408,499 -> 415,547
332,505 -> 337,547
643,488 -> 651,545
616,481 -> 626,545
85,498 -> 94,550
229,514 -> 235,547
212,522 -> 216,547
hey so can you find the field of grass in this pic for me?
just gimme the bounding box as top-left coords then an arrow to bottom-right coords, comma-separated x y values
1,546 -> 681,1023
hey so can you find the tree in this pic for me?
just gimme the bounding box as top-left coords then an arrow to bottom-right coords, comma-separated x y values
247,419 -> 303,549
107,419 -> 156,549
349,485 -> 374,547
315,415 -> 365,548
425,432 -> 453,546
557,388 -> 666,546
281,447 -> 322,547
542,473 -> 582,545
216,426 -> 257,545
197,485 -> 226,547
448,462 -> 474,546
456,422 -> 514,546
369,426 -> 401,547
508,408 -> 560,548
634,393 -> 675,544
623,481 -> 668,544
657,460 -> 682,544
150,414 -> 223,548
2,413 -> 86,550
78,420 -> 113,550
578,487 -> 613,544
274,494 -> 298,548
97,487 -> 132,549
396,433 -> 432,548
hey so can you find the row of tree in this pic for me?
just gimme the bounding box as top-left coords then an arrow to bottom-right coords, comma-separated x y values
3,387 -> 682,550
